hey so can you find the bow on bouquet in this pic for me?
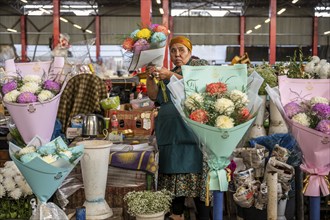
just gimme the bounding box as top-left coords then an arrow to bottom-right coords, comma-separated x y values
1,58 -> 66,145
266,75 -> 330,197
168,64 -> 263,195
122,24 -> 169,71
9,136 -> 84,220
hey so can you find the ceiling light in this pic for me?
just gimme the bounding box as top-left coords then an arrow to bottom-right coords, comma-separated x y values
221,6 -> 234,9
86,29 -> 93,34
60,17 -> 68,22
246,30 -> 252,34
20,0 -> 27,3
277,8 -> 286,15
265,18 -> 270,23
156,0 -> 161,4
39,8 -> 51,14
62,5 -> 69,8
7,28 -> 17,32
292,0 -> 299,3
324,31 -> 330,35
159,8 -> 164,14
73,24 -> 82,29
254,24 -> 261,29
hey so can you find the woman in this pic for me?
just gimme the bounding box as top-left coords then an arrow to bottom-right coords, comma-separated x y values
146,36 -> 211,220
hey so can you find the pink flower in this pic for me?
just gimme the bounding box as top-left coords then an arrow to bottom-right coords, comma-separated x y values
284,102 -> 304,118
206,82 -> 227,96
2,81 -> 17,94
189,109 -> 208,124
43,80 -> 61,94
17,92 -> 37,103
315,120 -> 330,135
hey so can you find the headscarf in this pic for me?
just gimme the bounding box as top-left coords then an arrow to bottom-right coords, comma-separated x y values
169,36 -> 192,51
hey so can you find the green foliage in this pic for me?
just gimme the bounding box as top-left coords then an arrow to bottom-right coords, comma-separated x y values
249,62 -> 278,95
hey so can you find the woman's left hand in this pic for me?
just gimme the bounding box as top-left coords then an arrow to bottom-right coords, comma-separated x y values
155,67 -> 173,80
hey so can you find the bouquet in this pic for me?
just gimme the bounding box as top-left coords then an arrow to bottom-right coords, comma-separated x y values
168,64 -> 263,195
122,24 -> 169,71
9,136 -> 84,220
0,161 -> 34,219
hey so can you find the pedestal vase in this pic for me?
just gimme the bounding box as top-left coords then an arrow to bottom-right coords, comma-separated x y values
268,100 -> 288,134
135,211 -> 165,220
249,95 -> 267,139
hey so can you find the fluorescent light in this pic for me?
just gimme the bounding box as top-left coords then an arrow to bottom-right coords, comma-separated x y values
254,24 -> 261,29
324,31 -> 330,35
246,30 -> 252,34
20,0 -> 27,3
221,6 -> 234,9
73,24 -> 82,29
60,17 -> 68,22
86,29 -> 93,34
292,0 -> 299,3
39,7 -> 51,14
7,28 -> 17,32
265,18 -> 270,23
62,5 -> 69,8
277,8 -> 286,15
159,8 -> 164,14
73,10 -> 93,16
315,12 -> 330,17
156,0 -> 161,4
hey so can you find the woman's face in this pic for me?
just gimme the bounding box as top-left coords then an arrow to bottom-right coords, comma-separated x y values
170,43 -> 191,67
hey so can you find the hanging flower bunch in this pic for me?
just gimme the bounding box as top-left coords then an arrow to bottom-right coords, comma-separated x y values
184,82 -> 252,129
0,161 -> 34,219
284,96 -> 330,135
122,23 -> 169,53
1,74 -> 61,104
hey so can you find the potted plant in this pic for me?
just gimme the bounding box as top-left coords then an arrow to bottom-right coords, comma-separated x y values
123,189 -> 173,220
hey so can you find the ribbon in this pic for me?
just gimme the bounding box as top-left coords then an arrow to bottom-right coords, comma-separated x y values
300,163 -> 330,196
206,157 -> 231,191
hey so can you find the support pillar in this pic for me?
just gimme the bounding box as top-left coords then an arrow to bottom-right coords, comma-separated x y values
312,16 -> 318,56
162,0 -> 169,68
141,0 -> 152,26
239,16 -> 245,56
169,15 -> 174,70
95,15 -> 101,61
269,0 -> 276,65
20,15 -> 27,62
52,0 -> 60,49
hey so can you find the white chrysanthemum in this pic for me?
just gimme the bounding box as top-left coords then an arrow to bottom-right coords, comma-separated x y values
0,184 -> 5,198
311,56 -> 320,63
319,63 -> 330,79
215,115 -> 235,129
184,93 -> 203,110
61,150 -> 72,158
38,90 -> 55,102
3,89 -> 20,102
14,175 -> 24,186
21,181 -> 33,196
2,167 -> 15,178
215,98 -> 235,115
310,96 -> 329,106
20,82 -> 40,93
42,155 -> 57,164
18,146 -> 36,156
3,177 -> 16,192
304,62 -> 315,73
230,90 -> 249,107
0,174 -> 3,183
23,75 -> 42,84
9,187 -> 22,200
292,113 -> 310,127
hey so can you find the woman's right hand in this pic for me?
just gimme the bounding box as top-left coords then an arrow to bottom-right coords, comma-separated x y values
146,64 -> 157,79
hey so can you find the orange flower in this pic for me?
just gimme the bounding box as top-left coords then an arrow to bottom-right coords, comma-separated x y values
122,38 -> 135,51
189,109 -> 208,124
206,82 -> 227,96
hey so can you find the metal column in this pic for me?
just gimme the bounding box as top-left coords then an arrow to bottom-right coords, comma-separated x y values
240,16 -> 245,56
20,15 -> 27,62
53,0 -> 60,49
269,0 -> 276,65
162,0 -> 169,68
312,16 -> 318,56
141,0 -> 152,26
96,15 -> 101,61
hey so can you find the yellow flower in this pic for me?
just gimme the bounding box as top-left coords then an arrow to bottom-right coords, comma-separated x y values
136,28 -> 152,40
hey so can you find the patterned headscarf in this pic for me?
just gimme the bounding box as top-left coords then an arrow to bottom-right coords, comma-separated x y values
169,36 -> 192,51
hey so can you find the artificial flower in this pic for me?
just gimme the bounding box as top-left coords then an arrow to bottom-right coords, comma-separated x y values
17,92 -> 38,103
310,96 -> 329,106
206,82 -> 227,96
130,29 -> 140,38
38,90 -> 55,102
215,115 -> 234,129
150,32 -> 167,44
315,120 -> 330,134
133,38 -> 150,53
184,93 -> 204,110
136,28 -> 152,40
153,25 -> 169,35
3,90 -> 20,102
189,109 -> 208,124
23,75 -> 42,84
122,38 -> 135,51
1,81 -> 17,94
215,98 -> 235,115
20,82 -> 40,94
312,103 -> 330,119
284,102 -> 304,118
43,80 -> 61,94
292,113 -> 310,127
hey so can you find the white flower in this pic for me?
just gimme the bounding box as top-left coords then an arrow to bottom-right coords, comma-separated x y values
311,56 -> 320,63
310,96 -> 329,106
0,184 -> 5,198
42,155 -> 58,164
23,75 -> 42,84
2,167 -> 15,178
9,188 -> 22,200
292,113 -> 310,127
184,93 -> 203,110
3,89 -> 20,102
20,82 -> 40,93
319,63 -> 330,79
304,62 -> 315,73
3,177 -> 16,192
230,90 -> 249,108
215,98 -> 235,115
0,174 -> 3,183
14,176 -> 24,186
21,182 -> 33,196
38,90 -> 54,102
215,115 -> 234,129
18,146 -> 36,156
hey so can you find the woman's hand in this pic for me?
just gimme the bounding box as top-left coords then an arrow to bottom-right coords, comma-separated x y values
154,67 -> 173,80
146,64 -> 157,79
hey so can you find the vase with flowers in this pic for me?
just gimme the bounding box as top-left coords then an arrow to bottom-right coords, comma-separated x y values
123,190 -> 173,220
0,161 -> 34,219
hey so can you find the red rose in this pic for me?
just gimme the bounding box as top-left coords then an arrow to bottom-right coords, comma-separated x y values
189,109 -> 208,124
206,82 -> 227,96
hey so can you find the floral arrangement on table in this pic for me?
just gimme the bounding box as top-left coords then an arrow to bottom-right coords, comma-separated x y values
248,62 -> 278,95
284,96 -> 330,135
184,82 -> 252,128
0,161 -> 34,219
1,74 -> 61,104
123,189 -> 173,217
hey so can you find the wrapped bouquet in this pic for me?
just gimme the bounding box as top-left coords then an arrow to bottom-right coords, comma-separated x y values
122,24 -> 169,71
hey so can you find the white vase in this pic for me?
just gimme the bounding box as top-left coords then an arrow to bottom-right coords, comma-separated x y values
268,100 -> 288,135
136,211 -> 165,220
249,95 -> 267,139
78,140 -> 113,220
277,196 -> 288,220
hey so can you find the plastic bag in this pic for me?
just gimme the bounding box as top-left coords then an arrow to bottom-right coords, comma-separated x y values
30,202 -> 68,220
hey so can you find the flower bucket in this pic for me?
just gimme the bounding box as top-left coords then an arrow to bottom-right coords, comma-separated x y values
3,91 -> 62,144
135,211 -> 165,220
